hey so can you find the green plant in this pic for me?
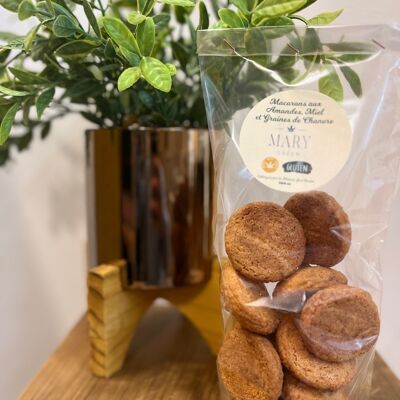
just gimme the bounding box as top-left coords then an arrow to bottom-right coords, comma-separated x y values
198,0 -> 372,128
0,0 -> 208,164
211,0 -> 368,100
0,0 -> 358,165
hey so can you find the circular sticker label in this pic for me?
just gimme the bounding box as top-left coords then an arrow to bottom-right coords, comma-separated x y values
239,90 -> 352,193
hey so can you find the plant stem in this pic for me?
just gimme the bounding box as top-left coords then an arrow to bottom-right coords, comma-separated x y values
97,0 -> 106,16
3,51 -> 24,68
291,52 -> 319,84
290,15 -> 309,25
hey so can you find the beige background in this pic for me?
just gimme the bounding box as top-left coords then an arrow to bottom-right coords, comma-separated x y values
0,1 -> 400,399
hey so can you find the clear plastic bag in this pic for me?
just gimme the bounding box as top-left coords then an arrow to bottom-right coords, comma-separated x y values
197,25 -> 400,400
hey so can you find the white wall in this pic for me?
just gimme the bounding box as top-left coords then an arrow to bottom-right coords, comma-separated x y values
0,1 -> 400,399
0,115 -> 90,400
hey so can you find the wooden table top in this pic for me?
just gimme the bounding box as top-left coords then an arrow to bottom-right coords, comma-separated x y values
20,303 -> 400,400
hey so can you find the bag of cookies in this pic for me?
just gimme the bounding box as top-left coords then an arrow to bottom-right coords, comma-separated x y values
197,24 -> 400,400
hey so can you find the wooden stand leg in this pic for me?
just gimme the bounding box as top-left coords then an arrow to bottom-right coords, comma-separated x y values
87,260 -> 223,378
87,260 -> 155,377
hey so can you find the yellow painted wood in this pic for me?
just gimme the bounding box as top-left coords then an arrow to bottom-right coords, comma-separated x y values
87,259 -> 223,378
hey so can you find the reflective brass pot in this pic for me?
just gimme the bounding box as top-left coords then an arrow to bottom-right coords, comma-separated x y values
86,127 -> 213,288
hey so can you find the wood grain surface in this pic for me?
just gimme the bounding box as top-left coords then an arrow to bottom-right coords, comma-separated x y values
20,303 -> 400,400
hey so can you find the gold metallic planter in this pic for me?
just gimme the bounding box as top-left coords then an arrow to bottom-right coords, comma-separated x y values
86,127 -> 213,288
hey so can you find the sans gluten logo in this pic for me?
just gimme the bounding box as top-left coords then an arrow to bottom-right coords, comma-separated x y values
282,161 -> 312,174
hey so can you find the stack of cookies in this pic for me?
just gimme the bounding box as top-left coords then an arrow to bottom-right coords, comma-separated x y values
218,191 -> 380,400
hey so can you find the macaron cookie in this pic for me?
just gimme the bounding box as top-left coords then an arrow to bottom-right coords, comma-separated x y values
284,191 -> 351,267
276,318 -> 356,391
283,373 -> 347,400
217,325 -> 283,400
225,202 -> 306,282
273,266 -> 348,310
299,285 -> 380,362
221,261 -> 281,335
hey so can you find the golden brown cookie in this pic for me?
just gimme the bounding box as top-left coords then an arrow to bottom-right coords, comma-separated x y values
225,202 -> 306,282
221,261 -> 281,335
283,373 -> 347,400
276,318 -> 355,391
299,285 -> 380,362
217,325 -> 283,400
284,191 -> 351,267
273,266 -> 348,309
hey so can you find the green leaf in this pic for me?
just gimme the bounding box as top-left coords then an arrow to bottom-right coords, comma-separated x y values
120,47 -> 141,66
175,5 -> 189,24
63,80 -> 103,98
278,67 -> 300,83
158,0 -> 194,6
13,130 -> 33,151
198,1 -> 209,29
0,0 -> 21,12
218,8 -> 245,28
245,28 -> 271,66
18,0 -> 36,20
166,63 -> 176,75
171,41 -> 188,70
80,111 -> 103,125
82,0 -> 101,37
248,0 -> 257,11
340,65 -> 362,97
36,87 -> 55,118
270,43 -> 297,70
337,53 -> 373,63
0,85 -> 30,96
56,40 -> 100,57
296,0 -> 316,12
257,16 -> 294,36
0,147 -> 9,165
9,67 -> 49,84
211,20 -> 228,29
139,0 -> 155,15
326,42 -> 377,53
36,1 -> 75,20
24,24 -> 40,51
138,90 -> 155,109
0,31 -> 20,41
127,11 -> 146,25
2,37 -> 24,50
40,121 -> 51,139
308,9 -> 343,25
231,0 -> 251,14
186,14 -> 196,43
153,13 -> 170,26
0,48 -> 10,63
319,65 -> 344,102
102,17 -> 141,55
138,0 -> 146,13
53,15 -> 82,37
0,103 -> 20,145
104,39 -> 116,58
302,27 -> 322,54
88,65 -> 103,80
258,15 -> 293,26
117,67 -> 141,91
252,0 -> 306,25
22,98 -> 31,126
140,57 -> 172,92
137,18 -> 155,56
45,0 -> 54,15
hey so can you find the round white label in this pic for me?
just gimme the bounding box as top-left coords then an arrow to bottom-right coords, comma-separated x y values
239,90 -> 352,193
